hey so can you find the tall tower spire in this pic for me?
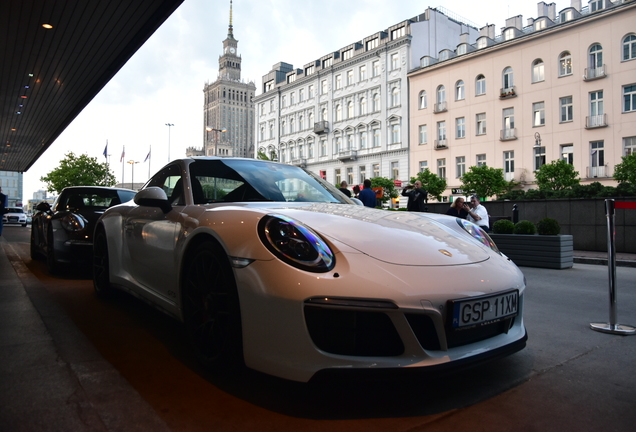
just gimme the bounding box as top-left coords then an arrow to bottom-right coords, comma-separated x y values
219,0 -> 240,80
228,0 -> 234,38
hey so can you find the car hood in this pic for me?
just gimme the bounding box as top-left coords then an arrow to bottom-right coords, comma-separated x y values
257,203 -> 490,266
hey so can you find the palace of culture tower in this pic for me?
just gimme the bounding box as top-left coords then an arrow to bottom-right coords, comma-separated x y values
188,1 -> 255,159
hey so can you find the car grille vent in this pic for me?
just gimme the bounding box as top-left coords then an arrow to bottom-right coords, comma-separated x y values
404,314 -> 441,350
304,305 -> 404,356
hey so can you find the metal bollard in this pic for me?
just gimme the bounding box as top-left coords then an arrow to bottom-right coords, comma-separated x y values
512,204 -> 519,223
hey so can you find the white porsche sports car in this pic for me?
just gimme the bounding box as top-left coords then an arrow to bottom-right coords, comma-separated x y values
93,157 -> 526,382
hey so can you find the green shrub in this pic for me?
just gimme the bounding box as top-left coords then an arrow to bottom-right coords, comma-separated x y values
492,219 -> 515,234
513,220 -> 537,235
536,218 -> 560,235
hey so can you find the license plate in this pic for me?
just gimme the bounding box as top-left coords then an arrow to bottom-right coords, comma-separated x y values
449,290 -> 519,329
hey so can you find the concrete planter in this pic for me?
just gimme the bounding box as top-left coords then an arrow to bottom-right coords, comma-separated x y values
490,234 -> 573,269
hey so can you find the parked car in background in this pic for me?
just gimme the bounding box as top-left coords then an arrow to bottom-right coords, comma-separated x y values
31,186 -> 135,273
3,207 -> 28,227
93,157 -> 527,383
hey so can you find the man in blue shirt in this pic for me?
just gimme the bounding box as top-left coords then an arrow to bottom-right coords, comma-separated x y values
359,179 -> 377,208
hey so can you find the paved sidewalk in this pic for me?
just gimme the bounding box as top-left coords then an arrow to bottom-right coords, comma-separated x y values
0,237 -> 170,432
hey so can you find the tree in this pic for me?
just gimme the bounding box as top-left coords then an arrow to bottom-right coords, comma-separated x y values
534,159 -> 580,191
370,177 -> 399,204
614,152 -> 636,184
411,169 -> 447,202
460,165 -> 508,199
40,152 -> 117,194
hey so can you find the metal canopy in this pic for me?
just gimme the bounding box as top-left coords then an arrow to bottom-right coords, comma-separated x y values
0,0 -> 184,173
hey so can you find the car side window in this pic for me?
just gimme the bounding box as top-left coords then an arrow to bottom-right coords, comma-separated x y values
145,164 -> 183,206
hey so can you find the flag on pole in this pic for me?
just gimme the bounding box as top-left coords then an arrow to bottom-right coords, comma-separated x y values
103,141 -> 108,159
144,147 -> 151,163
120,146 -> 125,162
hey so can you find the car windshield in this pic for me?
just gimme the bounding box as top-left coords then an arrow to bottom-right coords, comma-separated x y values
55,189 -> 135,211
7,208 -> 23,214
187,159 -> 351,204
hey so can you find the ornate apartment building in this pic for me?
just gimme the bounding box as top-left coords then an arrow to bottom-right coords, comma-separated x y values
254,7 -> 478,188
189,2 -> 256,159
409,0 -> 636,199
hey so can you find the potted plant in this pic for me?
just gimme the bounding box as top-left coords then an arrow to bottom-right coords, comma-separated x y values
490,218 -> 573,269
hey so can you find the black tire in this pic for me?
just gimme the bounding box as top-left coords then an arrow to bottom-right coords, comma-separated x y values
46,226 -> 60,274
182,241 -> 243,368
93,227 -> 113,298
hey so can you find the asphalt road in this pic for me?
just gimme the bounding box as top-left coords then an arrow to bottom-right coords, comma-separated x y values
3,224 -> 636,431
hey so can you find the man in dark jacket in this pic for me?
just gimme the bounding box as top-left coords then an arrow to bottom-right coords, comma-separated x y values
401,180 -> 427,212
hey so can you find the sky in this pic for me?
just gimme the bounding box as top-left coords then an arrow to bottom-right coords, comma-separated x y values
22,0 -> 568,199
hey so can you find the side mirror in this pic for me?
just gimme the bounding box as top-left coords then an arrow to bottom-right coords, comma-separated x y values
134,187 -> 172,213
350,198 -> 364,206
36,202 -> 51,212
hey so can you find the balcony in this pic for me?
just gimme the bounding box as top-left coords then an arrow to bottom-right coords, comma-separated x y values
586,164 -> 611,179
434,139 -> 448,150
586,114 -> 607,129
433,101 -> 447,113
337,149 -> 357,162
314,121 -> 329,134
500,128 -> 517,141
584,65 -> 606,81
499,86 -> 517,99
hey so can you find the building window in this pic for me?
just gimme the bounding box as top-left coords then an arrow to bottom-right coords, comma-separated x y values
623,84 -> 636,112
560,9 -> 573,22
419,125 -> 427,145
367,38 -> 378,51
504,28 -> 515,41
456,117 -> 465,138
390,123 -> 400,144
282,95 -> 287,108
290,92 -> 295,105
335,75 -> 342,90
334,136 -> 342,154
347,70 -> 354,86
320,139 -> 327,156
359,165 -> 366,183
437,159 -> 446,179
534,146 -> 546,171
342,49 -> 353,60
456,80 -> 465,100
590,90 -> 604,120
419,161 -> 428,172
504,151 -> 514,180
359,131 -> 367,149
590,141 -> 605,177
624,136 -> 636,156
476,74 -> 486,95
419,90 -> 427,109
305,65 -> 315,75
321,107 -> 328,121
590,0 -> 604,12
335,168 -> 341,185
372,60 -> 380,77
269,122 -> 274,138
561,145 -> 574,164
437,85 -> 446,104
476,113 -> 486,135
456,156 -> 466,178
560,96 -> 573,122
391,86 -> 400,107
359,97 -> 366,115
476,154 -> 487,167
346,131 -> 354,150
308,85 -> 314,98
623,34 -> 636,61
391,53 -> 399,70
559,51 -> 572,76
373,126 -> 381,147
373,163 -> 380,178
477,37 -> 487,49
534,19 -> 547,31
373,93 -> 380,112
532,59 -> 545,83
299,115 -> 304,130
437,121 -> 447,142
359,65 -> 367,81
323,57 -> 332,68
503,67 -> 514,90
391,161 -> 399,180
321,80 -> 327,95
533,102 -> 545,126
289,117 -> 295,133
457,44 -> 467,55
391,26 -> 405,40
347,101 -> 354,119
589,44 -> 603,72
335,104 -> 342,121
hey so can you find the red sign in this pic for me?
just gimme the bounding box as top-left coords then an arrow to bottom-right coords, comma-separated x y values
372,187 -> 384,198
393,180 -> 402,187
615,201 -> 636,209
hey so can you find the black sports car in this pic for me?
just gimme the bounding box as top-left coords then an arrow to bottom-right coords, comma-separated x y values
31,186 -> 135,273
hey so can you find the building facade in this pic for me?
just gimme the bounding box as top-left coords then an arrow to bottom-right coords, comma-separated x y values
0,171 -> 23,207
189,2 -> 256,159
254,8 -> 478,190
409,0 -> 636,200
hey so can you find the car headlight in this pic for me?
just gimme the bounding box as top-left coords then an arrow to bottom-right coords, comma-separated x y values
60,213 -> 87,232
258,214 -> 335,272
457,218 -> 499,252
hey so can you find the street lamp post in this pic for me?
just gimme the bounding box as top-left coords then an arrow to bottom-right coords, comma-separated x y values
127,160 -> 139,190
205,126 -> 226,157
165,123 -> 174,162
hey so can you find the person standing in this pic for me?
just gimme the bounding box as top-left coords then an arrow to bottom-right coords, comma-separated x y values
352,185 -> 360,199
401,180 -> 427,212
359,179 -> 377,208
446,197 -> 470,219
0,187 -> 7,236
338,181 -> 352,197
467,195 -> 490,231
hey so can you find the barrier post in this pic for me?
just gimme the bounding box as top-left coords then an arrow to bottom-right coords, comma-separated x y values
590,199 -> 636,335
